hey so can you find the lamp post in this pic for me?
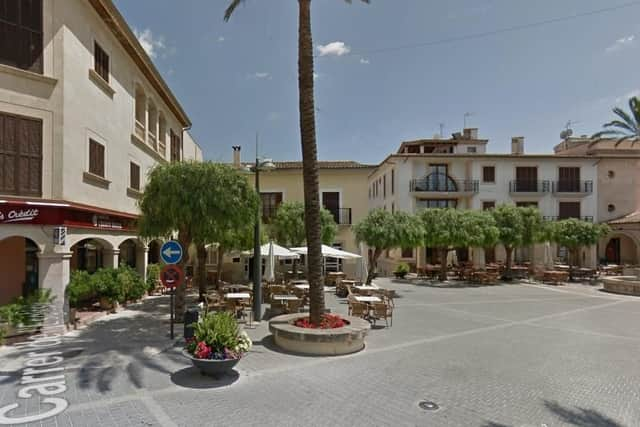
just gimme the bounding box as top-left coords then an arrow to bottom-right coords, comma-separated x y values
245,136 -> 274,321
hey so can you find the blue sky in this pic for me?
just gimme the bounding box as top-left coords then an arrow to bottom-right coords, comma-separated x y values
114,0 -> 640,164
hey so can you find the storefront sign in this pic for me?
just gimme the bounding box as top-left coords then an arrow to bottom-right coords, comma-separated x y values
0,208 -> 39,223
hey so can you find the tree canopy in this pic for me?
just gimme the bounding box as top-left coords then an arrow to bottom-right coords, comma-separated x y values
270,201 -> 337,247
550,219 -> 610,251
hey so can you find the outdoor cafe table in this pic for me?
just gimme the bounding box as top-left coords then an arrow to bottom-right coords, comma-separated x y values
294,284 -> 335,292
290,280 -> 309,285
225,293 -> 251,299
354,296 -> 382,303
272,295 -> 300,301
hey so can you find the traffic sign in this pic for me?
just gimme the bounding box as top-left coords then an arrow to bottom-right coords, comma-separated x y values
160,240 -> 183,264
160,265 -> 184,289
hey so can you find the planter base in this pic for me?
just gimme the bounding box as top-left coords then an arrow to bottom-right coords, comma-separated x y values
182,349 -> 240,377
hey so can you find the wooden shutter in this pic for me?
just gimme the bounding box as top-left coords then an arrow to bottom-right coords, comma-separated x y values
0,112 -> 41,196
516,167 -> 537,191
483,166 -> 495,183
170,130 -> 181,162
391,169 -> 394,195
558,167 -> 580,192
322,192 -> 340,223
559,202 -> 580,219
89,139 -> 104,177
130,162 -> 140,190
482,201 -> 495,210
94,42 -> 109,82
0,0 -> 42,73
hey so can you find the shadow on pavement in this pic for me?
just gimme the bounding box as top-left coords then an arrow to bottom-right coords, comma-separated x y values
544,400 -> 623,427
170,366 -> 239,389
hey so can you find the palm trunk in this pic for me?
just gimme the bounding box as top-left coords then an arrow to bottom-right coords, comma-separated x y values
176,230 -> 191,319
216,245 -> 224,286
366,248 -> 382,285
196,243 -> 207,300
439,248 -> 448,281
298,0 -> 324,325
504,246 -> 514,280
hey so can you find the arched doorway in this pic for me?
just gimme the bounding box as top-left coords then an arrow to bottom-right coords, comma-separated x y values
71,239 -> 107,273
604,234 -> 638,265
0,237 -> 39,305
119,239 -> 137,268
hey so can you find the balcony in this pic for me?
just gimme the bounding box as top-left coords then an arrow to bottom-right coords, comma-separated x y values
410,175 -> 479,196
509,180 -> 550,194
543,216 -> 594,222
552,180 -> 593,195
134,120 -> 145,141
328,208 -> 352,225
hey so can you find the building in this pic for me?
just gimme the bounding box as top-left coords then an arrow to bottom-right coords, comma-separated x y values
215,146 -> 374,281
0,0 -> 202,317
368,129 -> 640,274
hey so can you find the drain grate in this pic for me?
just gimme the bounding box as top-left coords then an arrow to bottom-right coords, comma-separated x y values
418,400 -> 439,411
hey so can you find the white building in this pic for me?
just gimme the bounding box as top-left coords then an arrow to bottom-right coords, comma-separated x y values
369,129 -> 599,273
0,0 -> 202,322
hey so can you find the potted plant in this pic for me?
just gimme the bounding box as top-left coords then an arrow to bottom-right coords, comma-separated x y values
394,262 -> 410,279
91,268 -> 122,311
183,311 -> 251,376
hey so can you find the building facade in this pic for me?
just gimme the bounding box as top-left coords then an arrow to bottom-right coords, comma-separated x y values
0,1 -> 202,317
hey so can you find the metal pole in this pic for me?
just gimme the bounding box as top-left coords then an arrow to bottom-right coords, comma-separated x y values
170,289 -> 175,339
253,145 -> 262,321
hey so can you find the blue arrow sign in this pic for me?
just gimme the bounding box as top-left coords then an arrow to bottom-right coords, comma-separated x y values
160,240 -> 183,265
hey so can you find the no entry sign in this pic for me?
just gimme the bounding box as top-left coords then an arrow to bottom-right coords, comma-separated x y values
160,264 -> 184,289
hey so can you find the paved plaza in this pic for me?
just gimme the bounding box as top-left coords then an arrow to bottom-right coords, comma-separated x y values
2,279 -> 640,426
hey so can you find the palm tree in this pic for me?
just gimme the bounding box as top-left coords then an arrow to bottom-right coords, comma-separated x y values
224,0 -> 369,325
591,96 -> 640,147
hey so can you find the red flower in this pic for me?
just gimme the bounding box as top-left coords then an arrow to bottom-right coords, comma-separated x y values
194,341 -> 212,359
294,314 -> 347,329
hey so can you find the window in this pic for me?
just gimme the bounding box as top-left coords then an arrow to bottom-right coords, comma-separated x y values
129,162 -> 140,190
417,199 -> 457,209
88,139 -> 105,177
170,130 -> 181,162
482,201 -> 495,210
383,174 -> 386,198
401,248 -> 413,258
558,202 -> 580,219
407,145 -> 420,153
0,111 -> 42,196
515,167 -> 538,191
516,201 -> 538,208
0,0 -> 43,73
482,166 -> 495,183
557,167 -> 580,192
260,192 -> 282,223
467,146 -> 477,153
391,169 -> 395,195
322,191 -> 340,224
94,42 -> 109,82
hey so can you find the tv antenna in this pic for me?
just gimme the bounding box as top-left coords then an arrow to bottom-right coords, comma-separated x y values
560,120 -> 580,140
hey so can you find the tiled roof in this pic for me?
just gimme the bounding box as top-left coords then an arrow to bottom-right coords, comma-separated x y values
270,161 -> 375,170
608,211 -> 640,225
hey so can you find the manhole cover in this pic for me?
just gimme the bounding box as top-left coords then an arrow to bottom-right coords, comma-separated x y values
418,400 -> 439,411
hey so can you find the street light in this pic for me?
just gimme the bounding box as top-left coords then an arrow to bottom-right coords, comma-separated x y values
244,138 -> 275,321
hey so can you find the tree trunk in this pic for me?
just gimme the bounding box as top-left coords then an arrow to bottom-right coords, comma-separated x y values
216,245 -> 224,286
292,258 -> 299,280
439,248 -> 448,282
568,247 -> 577,282
504,246 -> 514,280
196,243 -> 207,300
366,248 -> 382,285
298,0 -> 324,325
176,230 -> 191,319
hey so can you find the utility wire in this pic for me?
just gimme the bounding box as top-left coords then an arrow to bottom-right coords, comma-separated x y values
316,1 -> 640,59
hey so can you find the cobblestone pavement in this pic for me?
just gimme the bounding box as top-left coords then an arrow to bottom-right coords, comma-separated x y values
2,279 -> 640,426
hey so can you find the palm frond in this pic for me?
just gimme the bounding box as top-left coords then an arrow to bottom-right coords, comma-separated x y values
224,0 -> 244,22
630,96 -> 640,129
611,107 -> 638,131
602,119 -> 636,133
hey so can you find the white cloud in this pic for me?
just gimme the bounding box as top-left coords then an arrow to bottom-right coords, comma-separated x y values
317,41 -> 351,57
360,58 -> 370,64
605,35 -> 635,53
218,36 -> 225,42
248,72 -> 271,80
134,28 -> 166,59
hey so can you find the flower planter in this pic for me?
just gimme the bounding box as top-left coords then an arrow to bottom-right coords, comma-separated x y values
182,349 -> 241,376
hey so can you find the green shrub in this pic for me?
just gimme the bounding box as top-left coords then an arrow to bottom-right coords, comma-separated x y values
91,268 -> 123,304
117,265 -> 146,302
67,270 -> 94,308
146,263 -> 161,292
394,262 -> 410,278
0,324 -> 6,345
0,289 -> 55,329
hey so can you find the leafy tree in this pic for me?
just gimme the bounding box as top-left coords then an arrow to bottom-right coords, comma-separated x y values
139,162 -> 258,315
224,0 -> 369,325
354,210 -> 423,284
591,96 -> 640,146
490,205 -> 526,279
212,223 -> 264,287
549,219 -> 610,279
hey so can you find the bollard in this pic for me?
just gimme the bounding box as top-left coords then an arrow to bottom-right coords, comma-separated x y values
183,307 -> 199,339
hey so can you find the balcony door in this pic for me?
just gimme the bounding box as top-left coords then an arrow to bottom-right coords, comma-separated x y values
0,112 -> 42,196
322,191 -> 340,224
558,202 -> 580,219
558,167 -> 580,192
515,167 -> 537,192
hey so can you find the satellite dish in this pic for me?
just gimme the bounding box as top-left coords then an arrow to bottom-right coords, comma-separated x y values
560,129 -> 573,140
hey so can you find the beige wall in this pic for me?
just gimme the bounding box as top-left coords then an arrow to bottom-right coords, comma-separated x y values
596,158 -> 640,223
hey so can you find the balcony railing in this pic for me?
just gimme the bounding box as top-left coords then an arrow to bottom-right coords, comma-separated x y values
410,178 -> 479,193
134,120 -> 145,141
327,208 -> 352,225
552,180 -> 593,194
543,216 -> 594,222
509,180 -> 550,193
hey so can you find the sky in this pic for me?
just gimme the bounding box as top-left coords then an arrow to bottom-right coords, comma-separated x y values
113,0 -> 640,164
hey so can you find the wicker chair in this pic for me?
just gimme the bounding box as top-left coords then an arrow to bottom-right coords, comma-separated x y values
370,302 -> 392,327
285,299 -> 304,314
350,302 -> 369,319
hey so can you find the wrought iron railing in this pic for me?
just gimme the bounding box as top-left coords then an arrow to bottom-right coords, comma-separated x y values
509,180 -> 550,193
552,180 -> 593,193
543,216 -> 594,222
410,177 -> 479,193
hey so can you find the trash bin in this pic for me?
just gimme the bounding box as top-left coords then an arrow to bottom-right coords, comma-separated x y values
184,307 -> 199,339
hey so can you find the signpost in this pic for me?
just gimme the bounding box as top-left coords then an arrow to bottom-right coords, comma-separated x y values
160,240 -> 184,340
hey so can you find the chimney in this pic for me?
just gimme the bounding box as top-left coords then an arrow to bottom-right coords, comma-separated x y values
463,128 -> 478,140
511,137 -> 524,155
232,146 -> 241,168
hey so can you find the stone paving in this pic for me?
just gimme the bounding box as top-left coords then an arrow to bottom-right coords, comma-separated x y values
1,279 -> 640,426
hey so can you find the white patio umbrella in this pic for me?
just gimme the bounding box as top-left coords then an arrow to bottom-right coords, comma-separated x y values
243,242 -> 300,259
264,241 -> 276,282
290,244 -> 362,260
446,249 -> 458,266
357,242 -> 369,283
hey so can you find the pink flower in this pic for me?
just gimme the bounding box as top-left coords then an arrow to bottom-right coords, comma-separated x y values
194,341 -> 212,359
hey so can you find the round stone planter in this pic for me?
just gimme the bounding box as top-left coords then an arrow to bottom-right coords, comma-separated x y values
182,349 -> 241,376
602,276 -> 640,296
269,314 -> 371,356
